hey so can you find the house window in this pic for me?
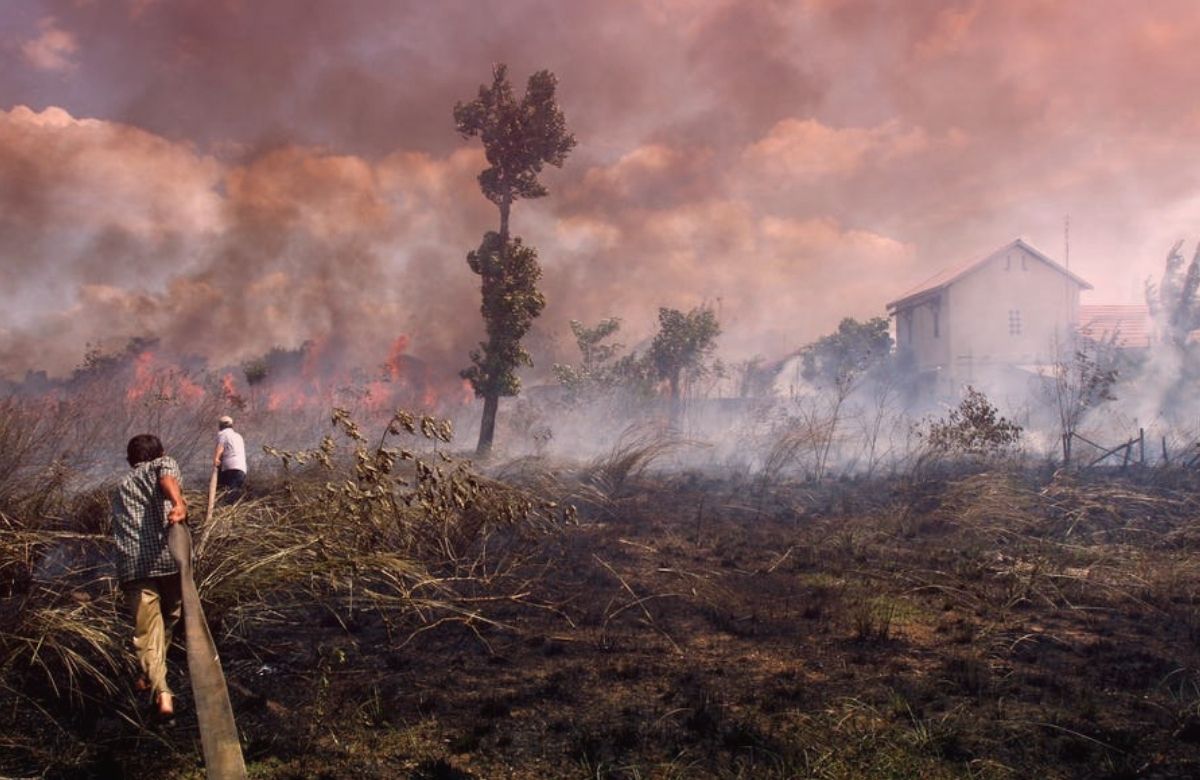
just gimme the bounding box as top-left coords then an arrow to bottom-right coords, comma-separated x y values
1008,309 -> 1022,336
1006,253 -> 1029,271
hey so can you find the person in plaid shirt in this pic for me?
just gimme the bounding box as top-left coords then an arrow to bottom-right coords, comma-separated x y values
111,434 -> 187,719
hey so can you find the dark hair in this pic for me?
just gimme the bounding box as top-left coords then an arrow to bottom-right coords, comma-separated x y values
127,434 -> 164,467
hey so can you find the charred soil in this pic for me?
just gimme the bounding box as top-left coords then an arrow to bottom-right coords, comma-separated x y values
5,462 -> 1200,779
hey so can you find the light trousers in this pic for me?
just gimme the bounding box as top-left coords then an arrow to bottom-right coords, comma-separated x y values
122,574 -> 182,698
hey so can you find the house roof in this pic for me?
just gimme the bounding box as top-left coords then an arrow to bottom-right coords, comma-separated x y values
1077,304 -> 1153,349
886,238 -> 1093,312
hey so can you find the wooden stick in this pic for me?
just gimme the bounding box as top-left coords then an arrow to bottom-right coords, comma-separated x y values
1087,437 -> 1137,469
1071,431 -> 1108,450
205,465 -> 218,525
196,465 -> 219,560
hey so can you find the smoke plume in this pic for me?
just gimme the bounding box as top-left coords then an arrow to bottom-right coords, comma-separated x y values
2,0 -> 1200,389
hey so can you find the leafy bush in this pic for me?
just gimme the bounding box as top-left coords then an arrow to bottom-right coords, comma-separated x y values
921,387 -> 1022,458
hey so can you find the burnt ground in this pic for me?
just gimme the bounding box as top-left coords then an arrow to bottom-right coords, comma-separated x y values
20,467 -> 1200,778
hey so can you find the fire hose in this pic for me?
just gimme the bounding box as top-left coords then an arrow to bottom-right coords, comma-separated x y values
167,465 -> 247,779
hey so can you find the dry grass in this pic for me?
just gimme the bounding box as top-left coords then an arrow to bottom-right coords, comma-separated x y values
0,406 -> 577,775
581,422 -> 693,500
3,397 -> 1200,777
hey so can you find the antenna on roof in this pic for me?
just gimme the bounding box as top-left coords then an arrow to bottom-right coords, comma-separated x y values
1064,214 -> 1070,271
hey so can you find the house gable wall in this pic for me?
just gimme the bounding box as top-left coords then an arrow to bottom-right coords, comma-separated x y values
899,244 -> 1082,387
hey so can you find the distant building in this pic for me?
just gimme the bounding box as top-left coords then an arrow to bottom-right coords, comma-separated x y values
886,238 -> 1092,395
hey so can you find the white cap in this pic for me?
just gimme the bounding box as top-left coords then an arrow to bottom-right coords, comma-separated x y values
218,415 -> 234,426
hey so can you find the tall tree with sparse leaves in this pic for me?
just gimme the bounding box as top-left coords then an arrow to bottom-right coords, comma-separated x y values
454,64 -> 575,457
1147,239 -> 1200,348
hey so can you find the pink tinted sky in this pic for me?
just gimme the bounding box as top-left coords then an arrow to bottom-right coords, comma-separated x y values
1,0 -> 1198,380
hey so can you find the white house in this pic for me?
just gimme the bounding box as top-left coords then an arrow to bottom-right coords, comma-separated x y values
886,238 -> 1093,395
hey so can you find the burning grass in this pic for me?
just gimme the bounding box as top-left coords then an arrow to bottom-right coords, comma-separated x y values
2,406 -> 1200,777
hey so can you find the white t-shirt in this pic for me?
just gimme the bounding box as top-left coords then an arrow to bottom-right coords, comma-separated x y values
217,428 -> 247,473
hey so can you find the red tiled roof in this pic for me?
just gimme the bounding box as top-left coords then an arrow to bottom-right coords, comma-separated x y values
887,238 -> 1093,311
1077,304 -> 1153,349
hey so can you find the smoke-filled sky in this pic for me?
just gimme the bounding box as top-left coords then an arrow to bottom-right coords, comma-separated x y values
2,0 -> 1199,382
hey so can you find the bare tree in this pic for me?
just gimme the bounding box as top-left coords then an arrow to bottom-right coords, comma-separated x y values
1042,333 -> 1119,463
800,317 -> 893,479
856,374 -> 903,477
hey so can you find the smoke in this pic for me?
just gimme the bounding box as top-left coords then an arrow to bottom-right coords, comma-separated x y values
3,0 -> 1200,395
0,105 -> 491,381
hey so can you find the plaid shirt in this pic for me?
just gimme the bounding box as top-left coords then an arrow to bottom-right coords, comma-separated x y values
111,456 -> 182,583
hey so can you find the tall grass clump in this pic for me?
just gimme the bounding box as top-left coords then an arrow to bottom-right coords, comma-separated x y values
0,404 -> 573,774
1,400 -> 117,693
200,407 -> 573,646
581,422 -> 691,500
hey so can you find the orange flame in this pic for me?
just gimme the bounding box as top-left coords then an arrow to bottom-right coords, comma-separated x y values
385,335 -> 410,381
176,373 -> 206,404
125,351 -> 156,402
421,384 -> 438,410
124,351 -> 206,405
107,334 -> 473,417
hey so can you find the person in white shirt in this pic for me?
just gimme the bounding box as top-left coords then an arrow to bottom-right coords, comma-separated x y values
213,415 -> 247,498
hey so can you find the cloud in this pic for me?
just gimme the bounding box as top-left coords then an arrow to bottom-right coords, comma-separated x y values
3,0 -> 1200,388
742,119 -> 932,180
913,3 -> 981,62
0,105 -> 223,331
0,105 -> 222,236
0,105 -> 487,380
531,183 -> 916,363
20,17 -> 78,72
568,144 -> 717,212
224,146 -> 388,239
